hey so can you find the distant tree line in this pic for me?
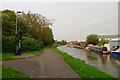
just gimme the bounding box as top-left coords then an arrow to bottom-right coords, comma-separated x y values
54,40 -> 67,46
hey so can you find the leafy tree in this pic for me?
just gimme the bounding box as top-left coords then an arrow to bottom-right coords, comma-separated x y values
86,34 -> 99,45
2,10 -> 27,36
57,40 -> 67,45
42,27 -> 54,45
2,9 -> 54,46
21,12 -> 54,45
61,40 -> 67,45
2,10 -> 16,36
99,38 -> 108,46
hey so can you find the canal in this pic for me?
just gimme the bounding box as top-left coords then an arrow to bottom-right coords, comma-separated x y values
57,45 -> 120,78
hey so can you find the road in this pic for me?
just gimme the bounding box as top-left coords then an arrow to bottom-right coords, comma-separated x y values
3,48 -> 80,78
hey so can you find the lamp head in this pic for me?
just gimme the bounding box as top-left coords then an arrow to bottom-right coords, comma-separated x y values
17,11 -> 21,13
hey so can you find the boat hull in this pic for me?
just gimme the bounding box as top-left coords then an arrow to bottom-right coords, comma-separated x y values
110,52 -> 120,57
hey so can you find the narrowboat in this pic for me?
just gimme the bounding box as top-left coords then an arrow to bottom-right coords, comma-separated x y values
91,46 -> 109,54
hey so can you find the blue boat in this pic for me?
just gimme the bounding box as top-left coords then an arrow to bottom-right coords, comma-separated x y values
110,49 -> 120,57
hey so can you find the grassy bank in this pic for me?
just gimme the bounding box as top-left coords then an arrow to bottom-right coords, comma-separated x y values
49,46 -> 116,79
1,49 -> 43,60
2,65 -> 29,78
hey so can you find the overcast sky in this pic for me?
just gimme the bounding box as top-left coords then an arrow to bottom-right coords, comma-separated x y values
1,1 -> 118,41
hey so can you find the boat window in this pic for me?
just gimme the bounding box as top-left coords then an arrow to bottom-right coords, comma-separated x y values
116,45 -> 119,49
113,45 -> 120,50
102,47 -> 107,51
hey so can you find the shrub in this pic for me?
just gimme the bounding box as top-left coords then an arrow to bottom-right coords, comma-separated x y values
2,36 -> 15,52
22,37 -> 43,51
2,36 -> 43,52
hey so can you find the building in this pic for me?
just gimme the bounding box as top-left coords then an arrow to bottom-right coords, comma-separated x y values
109,37 -> 120,49
98,35 -> 120,40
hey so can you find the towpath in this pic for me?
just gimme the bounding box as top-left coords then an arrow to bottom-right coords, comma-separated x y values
3,47 -> 80,78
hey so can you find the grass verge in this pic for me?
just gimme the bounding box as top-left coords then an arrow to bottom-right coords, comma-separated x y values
2,65 -> 29,78
49,46 -> 117,79
1,49 -> 43,61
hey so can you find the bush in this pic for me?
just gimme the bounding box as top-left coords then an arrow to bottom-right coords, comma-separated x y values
22,37 -> 43,51
2,36 -> 43,52
2,36 -> 15,52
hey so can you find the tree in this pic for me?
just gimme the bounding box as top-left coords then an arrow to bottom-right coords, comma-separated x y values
61,40 -> 67,45
57,40 -> 67,45
2,9 -> 54,45
20,12 -> 53,42
2,9 -> 54,46
42,27 -> 54,45
86,34 -> 99,45
2,10 -> 16,36
2,10 -> 27,36
99,38 -> 108,46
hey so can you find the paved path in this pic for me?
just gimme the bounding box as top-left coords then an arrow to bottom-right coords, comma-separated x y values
3,48 -> 80,78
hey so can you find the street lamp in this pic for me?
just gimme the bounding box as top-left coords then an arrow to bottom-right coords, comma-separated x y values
15,11 -> 22,55
16,11 -> 21,34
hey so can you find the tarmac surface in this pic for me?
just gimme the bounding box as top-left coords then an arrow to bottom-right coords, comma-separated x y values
2,48 -> 80,78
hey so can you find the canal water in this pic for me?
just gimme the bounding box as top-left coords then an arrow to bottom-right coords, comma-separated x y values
57,45 -> 120,78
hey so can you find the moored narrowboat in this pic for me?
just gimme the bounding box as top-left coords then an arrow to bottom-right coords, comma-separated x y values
91,46 -> 109,54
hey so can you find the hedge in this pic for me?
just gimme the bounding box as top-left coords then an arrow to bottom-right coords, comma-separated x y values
2,36 -> 43,52
2,36 -> 15,52
22,37 -> 43,51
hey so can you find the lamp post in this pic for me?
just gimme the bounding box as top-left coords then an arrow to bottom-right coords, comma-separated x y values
15,11 -> 22,55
